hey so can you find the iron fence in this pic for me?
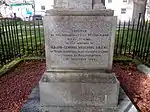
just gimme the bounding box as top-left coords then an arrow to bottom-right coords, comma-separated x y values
0,16 -> 150,68
115,17 -> 150,62
0,18 -> 45,67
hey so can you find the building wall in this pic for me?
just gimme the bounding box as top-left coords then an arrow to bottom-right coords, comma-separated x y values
0,5 -> 12,17
105,0 -> 133,21
34,0 -> 54,15
11,4 -> 33,19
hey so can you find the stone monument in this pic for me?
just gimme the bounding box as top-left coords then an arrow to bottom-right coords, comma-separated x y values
39,0 -> 120,111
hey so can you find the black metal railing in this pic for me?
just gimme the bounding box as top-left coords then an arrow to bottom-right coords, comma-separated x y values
115,17 -> 150,63
0,18 -> 45,67
0,16 -> 150,68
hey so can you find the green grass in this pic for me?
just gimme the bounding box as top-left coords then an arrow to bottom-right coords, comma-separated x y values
0,58 -> 23,76
114,56 -> 150,67
0,57 -> 45,77
115,28 -> 150,58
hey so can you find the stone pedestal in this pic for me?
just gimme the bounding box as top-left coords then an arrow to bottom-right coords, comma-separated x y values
40,72 -> 119,106
40,72 -> 119,111
39,0 -> 120,111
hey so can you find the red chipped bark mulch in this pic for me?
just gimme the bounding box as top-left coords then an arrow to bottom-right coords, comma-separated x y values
0,60 -> 46,112
0,60 -> 150,112
113,63 -> 150,112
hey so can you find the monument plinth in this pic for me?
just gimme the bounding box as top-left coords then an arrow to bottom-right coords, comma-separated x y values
39,0 -> 120,111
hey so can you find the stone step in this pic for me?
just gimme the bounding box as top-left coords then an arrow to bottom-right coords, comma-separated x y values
40,106 -> 118,112
39,72 -> 120,107
21,84 -> 138,112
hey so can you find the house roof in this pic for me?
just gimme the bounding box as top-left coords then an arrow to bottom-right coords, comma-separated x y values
10,3 -> 33,6
4,0 -> 33,6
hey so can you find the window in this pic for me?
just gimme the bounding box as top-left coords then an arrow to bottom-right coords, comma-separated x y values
108,0 -> 112,3
41,6 -> 45,10
123,0 -> 127,2
121,8 -> 126,14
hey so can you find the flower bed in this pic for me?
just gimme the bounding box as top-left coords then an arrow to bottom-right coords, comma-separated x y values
0,60 -> 149,112
0,60 -> 45,112
113,62 -> 150,112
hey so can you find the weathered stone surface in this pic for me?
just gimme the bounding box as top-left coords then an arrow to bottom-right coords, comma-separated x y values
93,0 -> 106,9
93,4 -> 106,10
41,72 -> 116,83
46,9 -> 114,16
44,16 -> 117,71
40,106 -> 118,112
54,0 -> 106,10
21,85 -> 138,112
54,0 -> 68,9
68,0 -> 92,10
54,0 -> 92,10
40,1 -> 119,111
137,64 -> 150,77
39,72 -> 120,107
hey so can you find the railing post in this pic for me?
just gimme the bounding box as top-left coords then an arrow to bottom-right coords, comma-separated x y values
4,19 -> 11,60
124,20 -> 130,56
1,19 -> 9,61
24,20 -> 29,56
115,20 -> 121,56
7,19 -> 15,59
14,18 -> 21,58
129,19 -> 135,55
139,20 -> 148,59
38,20 -> 42,56
19,20 -> 25,55
29,19 -> 33,55
132,13 -> 141,59
33,19 -> 38,56
0,23 -> 6,65
120,21 -> 126,55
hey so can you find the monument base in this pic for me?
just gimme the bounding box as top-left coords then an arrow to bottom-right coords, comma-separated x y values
21,83 -> 138,112
39,72 -> 120,111
46,9 -> 114,16
40,106 -> 118,112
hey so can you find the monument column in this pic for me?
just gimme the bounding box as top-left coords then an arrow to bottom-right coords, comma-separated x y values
39,0 -> 120,111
